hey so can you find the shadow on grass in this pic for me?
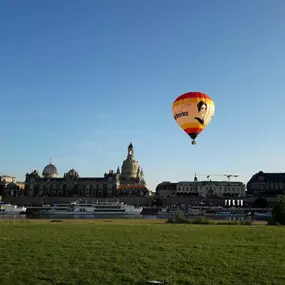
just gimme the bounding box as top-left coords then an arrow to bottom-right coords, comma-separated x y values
133,281 -> 168,285
166,214 -> 254,225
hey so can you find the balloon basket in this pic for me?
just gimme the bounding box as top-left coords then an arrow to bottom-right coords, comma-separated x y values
191,140 -> 196,145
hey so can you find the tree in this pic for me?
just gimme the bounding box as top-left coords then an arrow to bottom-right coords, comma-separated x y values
272,195 -> 285,225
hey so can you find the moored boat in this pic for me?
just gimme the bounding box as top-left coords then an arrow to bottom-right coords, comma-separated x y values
0,202 -> 27,215
39,200 -> 143,216
216,211 -> 249,217
254,212 -> 272,217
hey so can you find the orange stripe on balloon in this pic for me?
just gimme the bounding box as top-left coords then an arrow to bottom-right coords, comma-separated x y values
180,122 -> 206,129
184,128 -> 203,135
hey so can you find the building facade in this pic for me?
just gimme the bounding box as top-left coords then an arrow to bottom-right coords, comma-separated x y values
0,176 -> 25,196
24,143 -> 151,198
117,143 -> 150,196
155,182 -> 178,198
0,175 -> 16,185
156,175 -> 246,198
247,171 -> 285,196
25,167 -> 119,197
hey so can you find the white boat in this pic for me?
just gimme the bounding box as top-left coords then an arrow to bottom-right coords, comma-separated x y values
254,212 -> 272,217
0,202 -> 27,215
158,208 -> 178,215
187,208 -> 203,216
40,200 -> 143,216
216,211 -> 249,217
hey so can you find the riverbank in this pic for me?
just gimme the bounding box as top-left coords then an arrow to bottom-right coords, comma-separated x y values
2,195 -> 276,207
1,220 -> 284,284
0,218 -> 167,224
0,217 -> 268,225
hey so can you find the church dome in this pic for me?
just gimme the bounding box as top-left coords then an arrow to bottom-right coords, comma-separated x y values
121,142 -> 140,180
42,159 -> 58,178
122,157 -> 139,173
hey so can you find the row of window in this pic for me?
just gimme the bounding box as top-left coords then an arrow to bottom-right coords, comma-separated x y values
175,193 -> 242,197
27,183 -> 117,191
259,184 -> 285,190
177,187 -> 244,191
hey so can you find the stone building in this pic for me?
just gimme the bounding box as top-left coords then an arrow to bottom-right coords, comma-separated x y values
176,180 -> 245,198
24,161 -> 119,197
0,175 -> 16,185
0,175 -> 25,196
247,171 -> 285,196
155,182 -> 178,198
156,175 -> 246,198
24,143 -> 150,197
116,143 -> 150,196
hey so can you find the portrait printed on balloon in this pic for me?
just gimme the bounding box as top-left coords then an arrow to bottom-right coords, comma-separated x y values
194,101 -> 207,126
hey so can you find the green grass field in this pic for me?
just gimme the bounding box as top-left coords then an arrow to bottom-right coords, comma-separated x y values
1,219 -> 285,285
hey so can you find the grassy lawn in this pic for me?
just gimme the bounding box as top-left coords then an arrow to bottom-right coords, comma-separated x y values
1,219 -> 285,285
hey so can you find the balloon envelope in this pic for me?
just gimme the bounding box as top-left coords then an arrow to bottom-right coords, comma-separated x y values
172,92 -> 215,144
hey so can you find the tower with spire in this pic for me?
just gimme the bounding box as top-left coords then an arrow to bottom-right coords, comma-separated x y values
117,142 -> 150,196
127,142 -> 134,157
119,142 -> 147,185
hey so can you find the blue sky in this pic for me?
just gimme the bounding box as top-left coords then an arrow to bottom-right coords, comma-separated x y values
1,0 -> 285,190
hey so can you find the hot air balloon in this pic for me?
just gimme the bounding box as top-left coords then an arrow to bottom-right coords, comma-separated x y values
172,92 -> 215,145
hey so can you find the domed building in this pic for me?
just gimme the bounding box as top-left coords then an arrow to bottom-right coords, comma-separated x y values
120,143 -> 144,183
24,143 -> 150,198
25,160 -> 120,198
117,143 -> 150,197
42,159 -> 58,178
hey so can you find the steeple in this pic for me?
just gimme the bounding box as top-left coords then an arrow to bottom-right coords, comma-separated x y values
116,166 -> 120,174
194,173 -> 198,182
128,142 -> 134,157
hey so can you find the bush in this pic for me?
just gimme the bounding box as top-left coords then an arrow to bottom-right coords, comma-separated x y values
214,220 -> 252,225
166,215 -> 253,226
272,195 -> 285,225
239,220 -> 253,225
191,217 -> 212,224
267,218 -> 280,226
166,212 -> 189,224
166,214 -> 212,225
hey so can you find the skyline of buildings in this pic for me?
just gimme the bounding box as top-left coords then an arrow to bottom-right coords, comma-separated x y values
2,159 -> 285,209
0,151 -> 285,193
23,142 -> 151,198
1,1 -> 284,205
1,143 -> 285,198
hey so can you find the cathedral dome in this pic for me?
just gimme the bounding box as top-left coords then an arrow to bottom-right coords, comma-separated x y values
121,157 -> 139,177
42,159 -> 58,178
121,142 -> 140,180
